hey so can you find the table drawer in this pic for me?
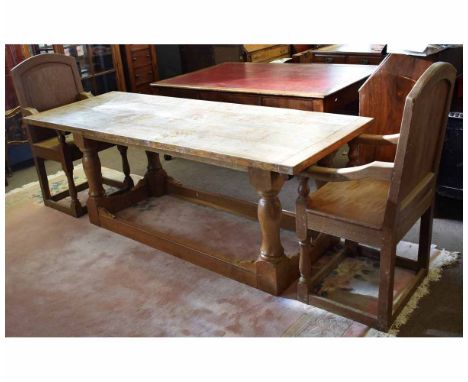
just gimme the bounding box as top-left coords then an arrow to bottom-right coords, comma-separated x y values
134,65 -> 155,86
135,83 -> 155,95
199,91 -> 260,105
313,54 -> 346,64
154,87 -> 199,99
346,55 -> 382,65
261,96 -> 314,111
248,45 -> 290,62
130,48 -> 153,68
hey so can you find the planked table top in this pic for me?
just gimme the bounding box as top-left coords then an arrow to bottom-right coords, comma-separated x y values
151,62 -> 377,99
24,91 -> 373,175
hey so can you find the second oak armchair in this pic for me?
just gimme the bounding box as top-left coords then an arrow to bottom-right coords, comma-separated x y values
295,61 -> 456,331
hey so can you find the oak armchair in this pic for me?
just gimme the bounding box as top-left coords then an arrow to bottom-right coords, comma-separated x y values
296,62 -> 456,331
11,53 -> 134,217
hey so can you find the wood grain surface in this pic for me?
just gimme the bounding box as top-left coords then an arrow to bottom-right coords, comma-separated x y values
24,91 -> 373,175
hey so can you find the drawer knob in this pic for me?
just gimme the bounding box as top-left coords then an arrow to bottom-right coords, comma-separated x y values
325,57 -> 334,63
361,58 -> 369,64
132,57 -> 136,61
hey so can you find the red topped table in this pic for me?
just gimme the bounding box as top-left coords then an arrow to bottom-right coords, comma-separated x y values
152,62 -> 377,113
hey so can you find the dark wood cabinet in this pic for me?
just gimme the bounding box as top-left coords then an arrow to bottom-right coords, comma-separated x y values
292,44 -> 387,65
120,45 -> 159,94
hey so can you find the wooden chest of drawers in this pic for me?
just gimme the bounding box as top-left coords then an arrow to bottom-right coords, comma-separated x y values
121,44 -> 159,94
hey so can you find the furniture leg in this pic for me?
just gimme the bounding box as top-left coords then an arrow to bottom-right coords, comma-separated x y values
34,156 -> 52,201
377,238 -> 397,331
296,176 -> 311,303
74,134 -> 105,225
417,203 -> 434,271
249,168 -> 296,295
117,145 -> 134,190
345,240 -> 360,256
61,154 -> 85,217
145,151 -> 167,197
298,231 -> 313,303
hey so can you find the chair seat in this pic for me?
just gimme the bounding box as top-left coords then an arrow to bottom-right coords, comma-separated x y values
33,134 -> 113,160
33,133 -> 75,150
306,179 -> 390,229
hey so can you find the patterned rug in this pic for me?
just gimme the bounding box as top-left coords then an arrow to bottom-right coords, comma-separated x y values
5,165 -> 459,337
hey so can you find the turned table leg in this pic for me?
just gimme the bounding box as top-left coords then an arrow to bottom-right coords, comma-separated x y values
145,151 -> 167,197
296,176 -> 312,303
117,145 -> 134,190
249,168 -> 296,295
74,134 -> 105,225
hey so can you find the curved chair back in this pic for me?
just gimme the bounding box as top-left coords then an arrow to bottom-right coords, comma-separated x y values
385,62 -> 456,228
11,53 -> 84,142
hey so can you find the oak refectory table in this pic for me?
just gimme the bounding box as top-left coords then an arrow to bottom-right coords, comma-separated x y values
24,91 -> 373,295
151,62 -> 377,113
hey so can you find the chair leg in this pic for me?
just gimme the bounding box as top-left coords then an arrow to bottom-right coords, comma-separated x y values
297,230 -> 313,303
61,158 -> 84,217
345,240 -> 360,256
296,176 -> 311,303
417,203 -> 434,271
377,238 -> 397,331
34,156 -> 52,202
117,145 -> 134,189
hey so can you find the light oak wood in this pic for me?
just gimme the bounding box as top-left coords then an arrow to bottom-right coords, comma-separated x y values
24,91 -> 372,295
296,62 -> 457,330
307,179 -> 390,230
24,91 -> 373,175
304,161 -> 394,182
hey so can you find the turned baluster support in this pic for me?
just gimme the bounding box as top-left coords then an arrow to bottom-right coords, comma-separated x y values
145,151 -> 167,197
117,145 -> 134,190
249,168 -> 296,295
57,131 -> 84,217
74,134 -> 105,224
296,176 -> 312,303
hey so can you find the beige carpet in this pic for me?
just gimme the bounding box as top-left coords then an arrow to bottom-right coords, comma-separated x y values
5,165 -> 459,337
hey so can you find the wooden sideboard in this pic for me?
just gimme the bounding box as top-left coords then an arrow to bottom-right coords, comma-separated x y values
292,44 -> 387,65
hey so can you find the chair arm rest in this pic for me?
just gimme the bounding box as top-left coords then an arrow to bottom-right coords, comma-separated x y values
302,161 -> 394,182
352,133 -> 399,146
78,91 -> 94,100
6,106 -> 21,119
21,107 -> 39,117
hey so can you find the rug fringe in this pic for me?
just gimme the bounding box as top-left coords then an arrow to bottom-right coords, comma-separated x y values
388,249 -> 460,335
5,166 -> 82,197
